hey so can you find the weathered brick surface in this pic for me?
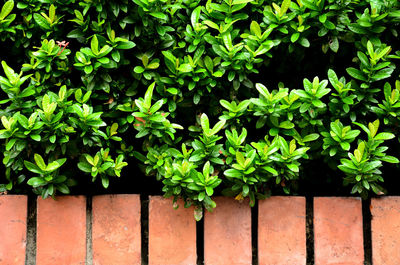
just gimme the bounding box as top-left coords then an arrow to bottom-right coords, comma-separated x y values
204,197 -> 251,265
314,197 -> 364,265
92,194 -> 141,265
36,196 -> 86,265
258,196 -> 306,265
0,195 -> 27,265
149,196 -> 196,265
371,196 -> 400,265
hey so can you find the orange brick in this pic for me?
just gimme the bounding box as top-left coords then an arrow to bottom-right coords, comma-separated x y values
314,197 -> 364,265
371,196 -> 400,265
149,196 -> 196,265
204,197 -> 251,265
0,195 -> 27,265
92,194 -> 141,265
37,196 -> 86,265
258,196 -> 306,265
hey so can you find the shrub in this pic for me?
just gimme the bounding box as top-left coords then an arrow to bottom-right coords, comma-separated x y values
0,0 -> 400,217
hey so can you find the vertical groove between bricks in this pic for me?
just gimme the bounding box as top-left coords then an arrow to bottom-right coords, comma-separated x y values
306,197 -> 314,265
362,199 -> 372,265
25,195 -> 37,265
86,196 -> 93,265
196,213 -> 204,265
141,194 -> 149,265
252,200 -> 259,265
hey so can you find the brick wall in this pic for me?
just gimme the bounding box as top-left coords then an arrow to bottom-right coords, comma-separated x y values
0,195 -> 399,264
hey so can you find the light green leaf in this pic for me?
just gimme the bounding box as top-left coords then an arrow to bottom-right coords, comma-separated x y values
34,153 -> 47,170
200,113 -> 209,131
177,63 -> 193,73
250,21 -> 262,38
232,0 -> 254,5
0,0 -> 14,20
91,35 -> 99,55
144,82 -> 155,109
49,4 -> 55,22
280,0 -> 291,16
210,120 -> 226,135
191,6 -> 201,27
374,132 -> 395,140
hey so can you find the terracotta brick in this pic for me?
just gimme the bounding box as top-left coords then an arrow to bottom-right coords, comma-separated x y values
149,196 -> 196,265
314,197 -> 364,265
37,196 -> 86,265
371,196 -> 400,265
204,197 -> 251,265
258,196 -> 306,265
92,194 -> 141,265
0,195 -> 27,265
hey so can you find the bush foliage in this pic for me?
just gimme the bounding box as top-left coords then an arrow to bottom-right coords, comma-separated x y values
1,0 -> 400,216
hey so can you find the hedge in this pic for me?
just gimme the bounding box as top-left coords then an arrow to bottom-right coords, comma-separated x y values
0,0 -> 399,217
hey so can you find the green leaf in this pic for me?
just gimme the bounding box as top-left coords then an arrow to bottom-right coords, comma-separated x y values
46,161 -> 61,172
340,141 -> 350,151
78,162 -> 92,173
299,38 -> 310,47
372,68 -> 393,81
134,66 -> 145,73
91,35 -> 99,55
42,94 -> 51,112
144,82 -> 155,109
224,169 -> 242,178
329,37 -> 339,53
34,154 -> 47,170
24,161 -> 42,174
374,132 -> 395,140
150,12 -> 168,20
280,0 -> 291,16
220,100 -> 233,111
200,113 -> 210,131
236,151 -> 245,166
367,41 -> 374,59
27,177 -> 46,187
177,64 -> 193,73
205,186 -> 213,196
57,184 -> 70,194
209,120 -> 226,135
250,21 -> 262,38
49,4 -> 55,22
0,0 -> 14,20
363,161 -> 381,172
381,156 -> 399,163
116,41 -> 136,49
279,121 -> 294,129
291,33 -> 300,43
6,138 -> 16,151
101,176 -> 109,188
287,163 -> 299,172
203,20 -> 219,31
255,83 -> 270,98
191,6 -> 201,27
33,13 -> 51,30
346,67 -> 367,81
303,133 -> 319,142
30,135 -> 41,141
263,166 -> 278,175
232,0 -> 254,4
